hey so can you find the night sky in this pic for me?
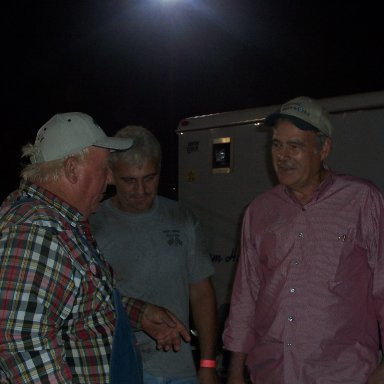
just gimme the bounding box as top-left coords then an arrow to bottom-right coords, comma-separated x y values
3,1 -> 384,201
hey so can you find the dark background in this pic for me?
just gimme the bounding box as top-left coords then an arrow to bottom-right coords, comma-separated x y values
3,1 -> 384,201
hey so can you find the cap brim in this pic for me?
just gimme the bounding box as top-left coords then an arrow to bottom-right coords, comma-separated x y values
93,137 -> 133,151
264,113 -> 320,133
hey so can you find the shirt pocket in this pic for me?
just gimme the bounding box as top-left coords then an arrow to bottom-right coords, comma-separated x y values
258,230 -> 290,269
328,236 -> 371,298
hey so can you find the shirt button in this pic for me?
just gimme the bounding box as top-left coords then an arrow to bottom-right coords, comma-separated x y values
290,288 -> 296,293
288,315 -> 294,322
287,342 -> 293,347
298,232 -> 304,239
294,260 -> 300,265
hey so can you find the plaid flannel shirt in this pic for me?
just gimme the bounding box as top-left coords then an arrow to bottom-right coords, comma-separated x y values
0,181 -> 146,383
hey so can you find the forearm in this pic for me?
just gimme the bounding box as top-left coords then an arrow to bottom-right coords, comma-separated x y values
190,278 -> 218,383
190,278 -> 218,359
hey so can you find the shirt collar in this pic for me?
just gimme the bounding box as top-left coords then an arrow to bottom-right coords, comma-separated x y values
19,180 -> 83,225
282,170 -> 335,205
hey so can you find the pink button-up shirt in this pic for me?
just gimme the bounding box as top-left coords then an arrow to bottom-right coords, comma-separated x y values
223,172 -> 384,383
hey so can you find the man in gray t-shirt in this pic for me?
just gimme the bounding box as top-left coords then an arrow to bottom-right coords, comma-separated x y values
90,125 -> 218,384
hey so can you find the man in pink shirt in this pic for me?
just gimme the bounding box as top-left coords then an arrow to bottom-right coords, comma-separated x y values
223,96 -> 384,383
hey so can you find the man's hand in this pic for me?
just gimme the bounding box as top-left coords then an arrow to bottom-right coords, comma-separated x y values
141,304 -> 191,351
226,351 -> 247,384
367,363 -> 384,384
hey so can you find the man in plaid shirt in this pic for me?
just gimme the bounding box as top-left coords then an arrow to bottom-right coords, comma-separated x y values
0,112 -> 190,383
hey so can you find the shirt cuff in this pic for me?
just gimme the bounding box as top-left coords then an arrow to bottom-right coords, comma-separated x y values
123,296 -> 148,330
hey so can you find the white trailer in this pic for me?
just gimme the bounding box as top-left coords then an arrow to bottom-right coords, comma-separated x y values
176,90 -> 384,313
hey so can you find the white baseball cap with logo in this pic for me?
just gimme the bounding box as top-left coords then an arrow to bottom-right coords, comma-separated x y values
264,96 -> 332,137
30,112 -> 133,164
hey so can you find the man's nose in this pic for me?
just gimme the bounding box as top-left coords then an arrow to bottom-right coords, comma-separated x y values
136,179 -> 146,194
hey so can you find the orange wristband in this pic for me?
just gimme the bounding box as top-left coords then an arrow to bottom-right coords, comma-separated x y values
200,359 -> 216,368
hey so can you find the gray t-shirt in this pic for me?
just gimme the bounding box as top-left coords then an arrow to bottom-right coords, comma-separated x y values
90,196 -> 214,377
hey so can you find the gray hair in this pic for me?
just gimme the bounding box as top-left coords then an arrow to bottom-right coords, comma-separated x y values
20,143 -> 89,183
109,125 -> 162,169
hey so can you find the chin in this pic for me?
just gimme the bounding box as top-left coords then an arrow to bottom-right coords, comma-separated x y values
278,177 -> 297,187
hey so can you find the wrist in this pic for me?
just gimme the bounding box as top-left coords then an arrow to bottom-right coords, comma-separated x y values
200,359 -> 216,368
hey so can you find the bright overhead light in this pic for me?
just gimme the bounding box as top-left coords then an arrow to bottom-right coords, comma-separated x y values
147,0 -> 185,6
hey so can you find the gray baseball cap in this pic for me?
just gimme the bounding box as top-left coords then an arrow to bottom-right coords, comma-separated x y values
30,112 -> 133,164
264,96 -> 332,137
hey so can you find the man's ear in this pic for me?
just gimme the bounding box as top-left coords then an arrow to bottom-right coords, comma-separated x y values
63,157 -> 79,184
320,137 -> 332,161
107,167 -> 116,185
